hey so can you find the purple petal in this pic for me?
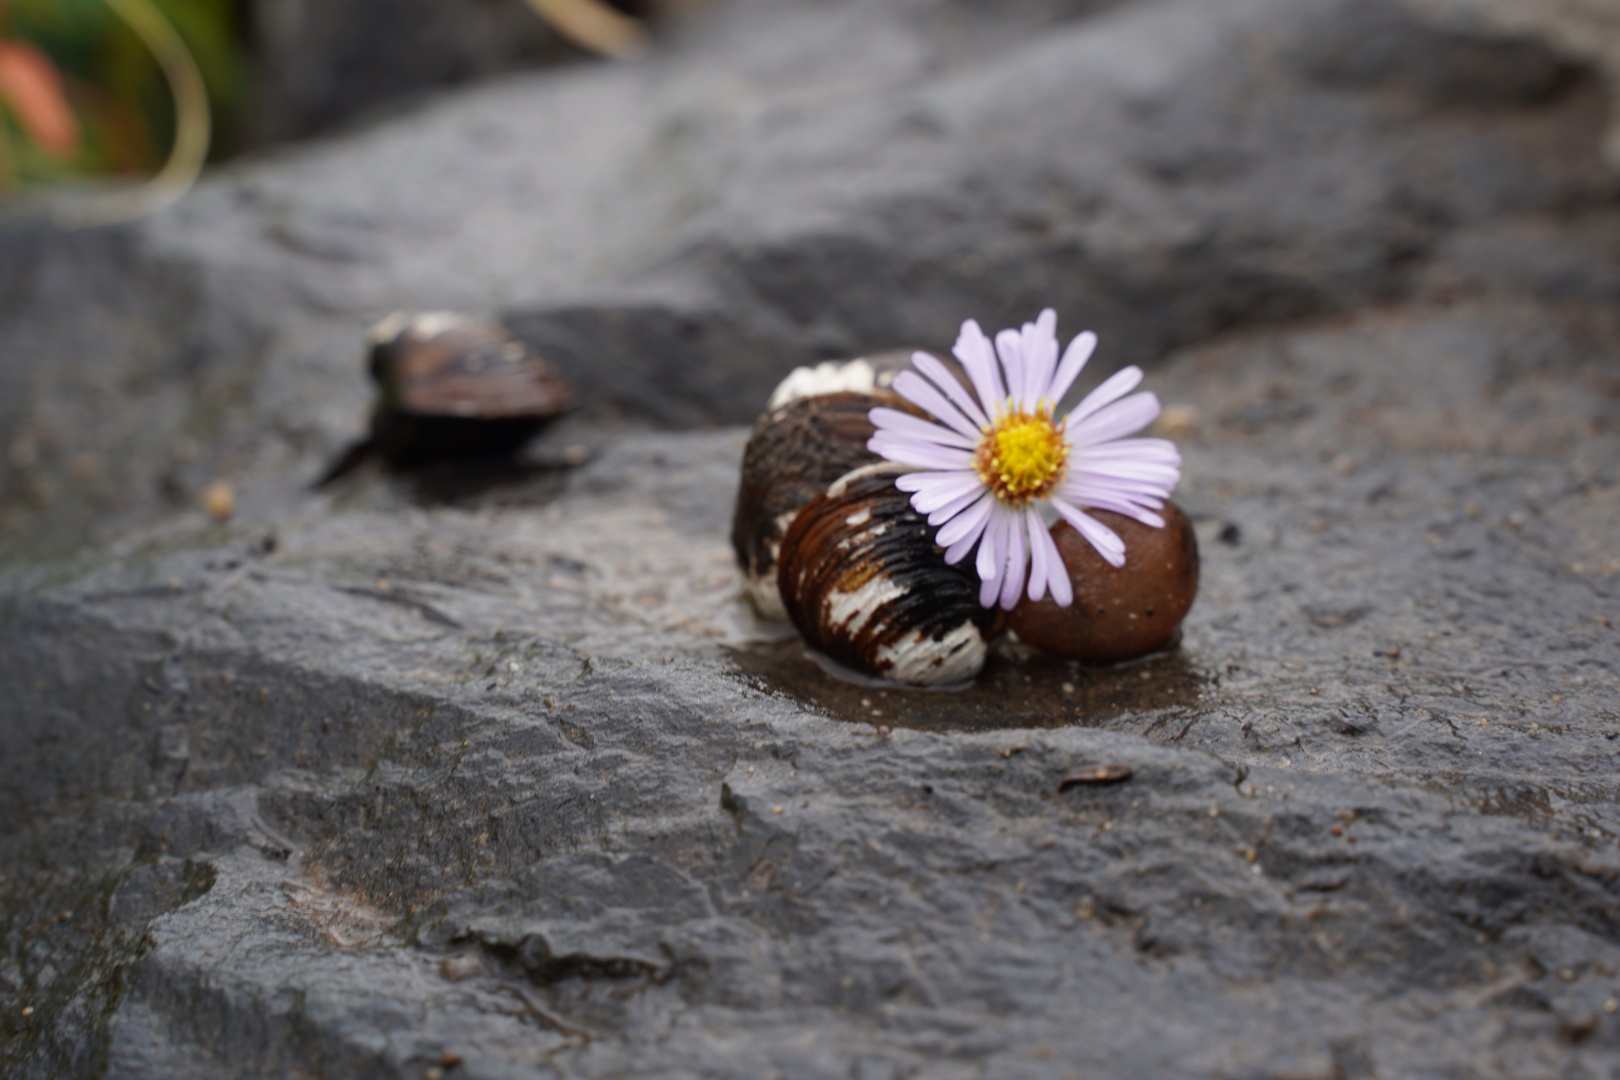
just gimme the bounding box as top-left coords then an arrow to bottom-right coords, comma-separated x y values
979,572 -> 1000,608
1068,392 -> 1161,448
868,435 -> 976,470
897,467 -> 979,493
1065,366 -> 1144,429
1024,507 -> 1049,603
999,518 -> 1027,610
1070,455 -> 1180,488
909,472 -> 984,513
870,407 -> 976,450
935,491 -> 994,548
1078,437 -> 1181,464
976,509 -> 1013,607
954,320 -> 1006,415
1058,484 -> 1167,527
911,352 -> 990,429
995,329 -> 1028,411
892,369 -> 981,438
927,485 -> 989,526
1051,498 -> 1127,568
1047,331 -> 1097,406
976,505 -> 1011,583
1023,309 -> 1059,406
1032,521 -> 1073,607
944,530 -> 980,565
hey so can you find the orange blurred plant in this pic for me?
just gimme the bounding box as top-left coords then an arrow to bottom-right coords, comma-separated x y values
0,0 -> 238,210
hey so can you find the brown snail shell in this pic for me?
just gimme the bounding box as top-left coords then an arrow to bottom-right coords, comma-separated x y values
1008,502 -> 1199,663
731,358 -> 922,620
366,312 -> 574,466
777,463 -> 997,686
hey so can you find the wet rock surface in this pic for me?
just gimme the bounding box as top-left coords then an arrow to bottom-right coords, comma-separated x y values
3,0 -> 1620,1077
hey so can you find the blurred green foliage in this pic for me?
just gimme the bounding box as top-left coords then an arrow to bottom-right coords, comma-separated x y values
0,0 -> 244,189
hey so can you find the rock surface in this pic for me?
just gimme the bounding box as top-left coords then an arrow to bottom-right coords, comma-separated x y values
2,0 -> 1620,1076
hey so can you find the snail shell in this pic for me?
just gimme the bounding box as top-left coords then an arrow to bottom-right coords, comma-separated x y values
367,311 -> 574,465
731,357 -> 921,620
1008,502 -> 1199,663
777,463 -> 996,686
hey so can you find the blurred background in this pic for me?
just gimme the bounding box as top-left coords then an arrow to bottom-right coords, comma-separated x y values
0,0 -> 667,197
1,0 -> 1618,563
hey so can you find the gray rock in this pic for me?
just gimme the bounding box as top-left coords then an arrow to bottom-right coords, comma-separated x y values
2,0 -> 1620,1076
240,0 -> 581,147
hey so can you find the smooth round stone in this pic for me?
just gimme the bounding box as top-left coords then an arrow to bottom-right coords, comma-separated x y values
1009,503 -> 1199,663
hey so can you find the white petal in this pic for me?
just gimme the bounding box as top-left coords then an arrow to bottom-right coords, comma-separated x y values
870,407 -> 976,450
892,369 -> 980,438
911,352 -> 990,429
1065,366 -> 1144,428
1047,331 -> 1097,406
954,320 -> 1006,415
1068,392 -> 1161,448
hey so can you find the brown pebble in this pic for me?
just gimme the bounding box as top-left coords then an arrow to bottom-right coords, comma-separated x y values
1057,763 -> 1133,790
441,1051 -> 464,1068
201,480 -> 235,522
1009,503 -> 1198,664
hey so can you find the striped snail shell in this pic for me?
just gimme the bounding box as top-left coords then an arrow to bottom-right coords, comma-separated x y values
776,462 -> 997,687
366,311 -> 573,465
731,358 -> 920,621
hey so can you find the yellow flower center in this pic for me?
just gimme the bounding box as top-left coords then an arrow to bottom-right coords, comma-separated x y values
975,406 -> 1067,506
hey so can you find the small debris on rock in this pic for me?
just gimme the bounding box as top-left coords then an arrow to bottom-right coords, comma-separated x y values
1058,764 -> 1132,790
439,953 -> 484,981
202,480 -> 235,522
1155,403 -> 1201,439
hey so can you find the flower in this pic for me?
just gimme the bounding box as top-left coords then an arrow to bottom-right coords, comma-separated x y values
867,309 -> 1181,610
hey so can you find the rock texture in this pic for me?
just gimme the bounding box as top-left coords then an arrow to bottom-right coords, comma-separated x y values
2,0 -> 1620,1076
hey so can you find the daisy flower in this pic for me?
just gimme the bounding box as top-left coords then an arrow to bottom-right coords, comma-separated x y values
867,309 -> 1181,610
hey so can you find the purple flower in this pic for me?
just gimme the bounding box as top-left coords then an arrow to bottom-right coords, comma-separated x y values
867,309 -> 1181,610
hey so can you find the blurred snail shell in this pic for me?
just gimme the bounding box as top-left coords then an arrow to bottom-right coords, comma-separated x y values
366,311 -> 574,466
777,463 -> 996,687
1008,503 -> 1199,664
732,357 -> 922,620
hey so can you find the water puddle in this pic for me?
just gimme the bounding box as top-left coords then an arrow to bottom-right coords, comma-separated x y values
727,638 -> 1206,733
